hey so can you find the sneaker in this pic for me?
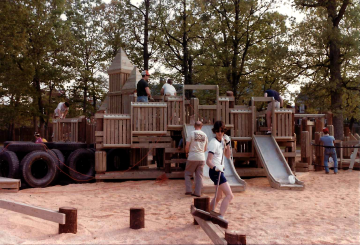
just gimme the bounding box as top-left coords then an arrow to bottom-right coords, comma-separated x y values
185,192 -> 192,195
191,193 -> 201,197
266,131 -> 271,135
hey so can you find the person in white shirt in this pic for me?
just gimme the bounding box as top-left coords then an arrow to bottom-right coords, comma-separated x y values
206,121 -> 233,219
53,102 -> 69,119
160,79 -> 177,96
185,121 -> 208,197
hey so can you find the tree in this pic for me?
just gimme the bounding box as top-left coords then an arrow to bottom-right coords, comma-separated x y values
293,0 -> 359,139
65,0 -> 108,116
199,0 -> 291,103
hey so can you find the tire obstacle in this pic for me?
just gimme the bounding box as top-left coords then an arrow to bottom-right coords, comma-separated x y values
0,199 -> 77,234
191,197 -> 246,245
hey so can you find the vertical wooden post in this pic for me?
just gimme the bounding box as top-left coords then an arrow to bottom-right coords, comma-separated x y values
326,111 -> 333,125
226,91 -> 235,109
314,132 -> 324,171
130,207 -> 145,229
193,197 -> 210,225
225,231 -> 246,245
301,131 -> 310,164
59,207 -> 77,234
328,125 -> 334,136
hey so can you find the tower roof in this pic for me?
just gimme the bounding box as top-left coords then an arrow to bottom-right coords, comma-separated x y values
121,66 -> 142,93
107,48 -> 134,75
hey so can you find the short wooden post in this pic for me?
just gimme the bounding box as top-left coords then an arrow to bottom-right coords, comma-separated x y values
59,207 -> 77,234
193,197 -> 210,225
130,207 -> 145,229
225,231 -> 246,245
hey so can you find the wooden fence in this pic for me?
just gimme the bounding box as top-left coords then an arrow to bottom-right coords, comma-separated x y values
274,109 -> 294,138
52,117 -> 96,143
167,96 -> 184,129
131,102 -> 168,135
230,109 -> 253,140
103,114 -> 131,147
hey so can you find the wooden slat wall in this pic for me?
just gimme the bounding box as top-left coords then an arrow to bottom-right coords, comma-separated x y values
198,109 -> 216,125
131,102 -> 167,134
274,109 -> 293,137
219,98 -> 230,125
109,95 -> 122,114
167,97 -> 184,126
103,115 -> 131,145
230,110 -> 252,137
53,119 -> 82,142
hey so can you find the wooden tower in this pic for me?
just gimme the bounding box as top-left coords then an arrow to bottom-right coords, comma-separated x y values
107,48 -> 134,114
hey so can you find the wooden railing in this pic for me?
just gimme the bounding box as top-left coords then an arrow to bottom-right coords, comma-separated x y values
166,96 -> 184,129
103,114 -> 131,147
230,109 -> 253,140
53,118 -> 83,142
198,105 -> 217,125
274,109 -> 294,138
131,102 -> 167,135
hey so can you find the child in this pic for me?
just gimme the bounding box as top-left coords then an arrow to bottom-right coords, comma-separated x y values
206,121 -> 234,218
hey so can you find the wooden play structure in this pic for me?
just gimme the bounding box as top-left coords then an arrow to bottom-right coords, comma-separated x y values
0,199 -> 77,234
48,49 -> 358,188
86,48 -> 299,185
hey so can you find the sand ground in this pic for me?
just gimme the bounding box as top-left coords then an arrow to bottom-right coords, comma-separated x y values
0,170 -> 359,244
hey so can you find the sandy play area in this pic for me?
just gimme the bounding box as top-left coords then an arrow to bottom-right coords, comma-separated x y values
0,170 -> 359,244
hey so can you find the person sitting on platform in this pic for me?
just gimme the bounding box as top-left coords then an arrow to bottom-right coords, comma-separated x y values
185,121 -> 208,197
206,121 -> 234,219
320,127 -> 338,174
34,132 -> 47,143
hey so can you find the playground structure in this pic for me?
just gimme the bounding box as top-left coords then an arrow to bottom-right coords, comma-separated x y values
2,48 -> 359,190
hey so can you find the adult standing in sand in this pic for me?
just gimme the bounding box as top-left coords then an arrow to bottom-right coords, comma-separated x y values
185,121 -> 208,197
320,127 -> 338,174
206,121 -> 233,219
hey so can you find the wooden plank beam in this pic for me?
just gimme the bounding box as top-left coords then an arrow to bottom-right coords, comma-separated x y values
0,199 -> 65,224
193,216 -> 227,245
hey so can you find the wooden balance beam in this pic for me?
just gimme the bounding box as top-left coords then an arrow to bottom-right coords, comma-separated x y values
191,205 -> 246,245
0,199 -> 77,234
191,205 -> 228,229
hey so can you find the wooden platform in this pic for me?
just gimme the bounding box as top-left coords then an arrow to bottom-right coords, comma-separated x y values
0,177 -> 21,193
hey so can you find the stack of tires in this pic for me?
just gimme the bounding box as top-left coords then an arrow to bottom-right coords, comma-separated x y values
0,142 -> 95,188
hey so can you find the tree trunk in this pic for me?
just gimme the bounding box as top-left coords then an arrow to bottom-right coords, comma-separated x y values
143,0 -> 150,70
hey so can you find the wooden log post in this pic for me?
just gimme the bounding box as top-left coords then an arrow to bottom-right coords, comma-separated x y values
225,231 -> 246,245
194,197 -> 210,225
328,125 -> 334,136
326,111 -> 333,125
301,131 -> 310,164
59,207 -> 77,234
314,132 -> 324,171
130,207 -> 145,229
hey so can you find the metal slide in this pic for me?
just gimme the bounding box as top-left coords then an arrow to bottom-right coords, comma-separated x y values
184,125 -> 246,193
253,135 -> 304,190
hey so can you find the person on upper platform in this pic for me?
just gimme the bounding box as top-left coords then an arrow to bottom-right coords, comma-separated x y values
137,70 -> 152,102
264,89 -> 283,134
161,79 -> 177,96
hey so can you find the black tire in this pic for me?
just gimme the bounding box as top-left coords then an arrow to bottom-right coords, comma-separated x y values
49,149 -> 65,182
43,142 -> 55,149
107,149 -> 130,171
6,142 -> 46,154
0,151 -> 20,179
87,148 -> 96,153
52,142 -> 87,151
21,151 -> 57,188
67,149 -> 95,181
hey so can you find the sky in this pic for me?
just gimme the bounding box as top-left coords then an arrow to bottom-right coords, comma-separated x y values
102,0 -> 306,103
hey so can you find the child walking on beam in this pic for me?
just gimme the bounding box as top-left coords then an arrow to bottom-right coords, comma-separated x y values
206,121 -> 234,219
